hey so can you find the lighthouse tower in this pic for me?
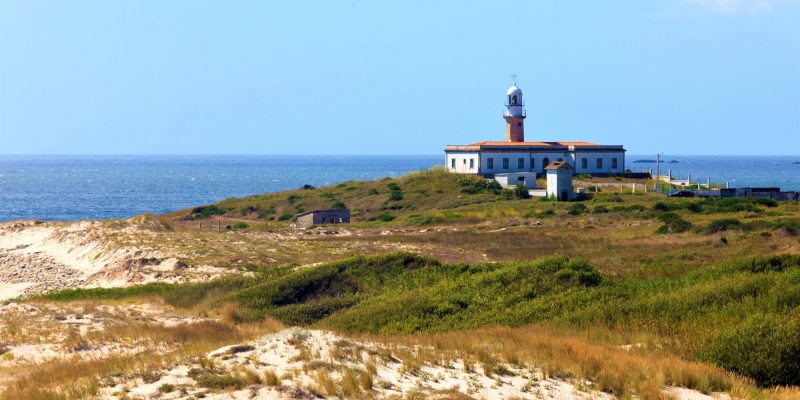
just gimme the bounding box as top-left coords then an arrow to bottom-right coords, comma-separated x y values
504,81 -> 526,142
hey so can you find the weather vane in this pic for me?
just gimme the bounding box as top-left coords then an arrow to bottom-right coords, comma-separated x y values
511,74 -> 517,85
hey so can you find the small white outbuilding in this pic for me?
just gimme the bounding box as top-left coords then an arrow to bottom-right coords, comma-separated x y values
494,172 -> 537,189
545,161 -> 574,201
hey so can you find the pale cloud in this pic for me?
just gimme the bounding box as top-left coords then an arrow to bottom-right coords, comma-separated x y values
683,0 -> 798,14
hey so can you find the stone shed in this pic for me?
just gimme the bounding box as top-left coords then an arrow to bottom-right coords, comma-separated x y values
295,209 -> 350,228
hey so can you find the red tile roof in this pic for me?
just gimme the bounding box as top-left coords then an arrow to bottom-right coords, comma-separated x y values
467,141 -> 600,147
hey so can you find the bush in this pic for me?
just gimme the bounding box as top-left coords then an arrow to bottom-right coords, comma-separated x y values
514,184 -> 531,199
387,183 -> 403,201
278,213 -> 293,221
687,202 -> 703,213
706,219 -> 742,233
232,222 -> 249,230
301,184 -> 315,190
368,212 -> 395,222
194,373 -> 247,389
655,212 -> 692,234
592,206 -> 609,214
705,313 -> 800,387
190,205 -> 226,219
755,198 -> 778,208
568,203 -> 587,215
457,176 -> 502,195
732,254 -> 800,273
331,201 -> 346,209
652,202 -> 673,212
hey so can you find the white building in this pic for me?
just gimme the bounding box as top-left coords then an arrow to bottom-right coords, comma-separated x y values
444,82 -> 626,176
545,161 -> 574,201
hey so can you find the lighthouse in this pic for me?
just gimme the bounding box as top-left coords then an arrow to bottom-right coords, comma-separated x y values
504,80 -> 526,142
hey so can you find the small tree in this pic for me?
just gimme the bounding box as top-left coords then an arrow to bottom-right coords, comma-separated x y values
514,184 -> 531,199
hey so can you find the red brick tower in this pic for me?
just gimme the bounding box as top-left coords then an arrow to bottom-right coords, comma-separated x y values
504,81 -> 526,142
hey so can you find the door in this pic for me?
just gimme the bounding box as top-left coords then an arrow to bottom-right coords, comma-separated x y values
560,190 -> 568,201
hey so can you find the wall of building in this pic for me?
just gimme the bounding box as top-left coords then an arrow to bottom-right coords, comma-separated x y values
479,151 -> 572,174
445,152 -> 480,174
494,172 -> 537,189
445,149 -> 626,175
296,209 -> 350,228
572,152 -> 625,174
546,170 -> 574,200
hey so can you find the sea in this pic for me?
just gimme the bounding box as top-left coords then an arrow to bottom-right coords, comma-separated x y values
0,155 -> 798,222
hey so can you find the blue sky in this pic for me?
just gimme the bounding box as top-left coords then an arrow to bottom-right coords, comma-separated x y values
1,1 -> 798,155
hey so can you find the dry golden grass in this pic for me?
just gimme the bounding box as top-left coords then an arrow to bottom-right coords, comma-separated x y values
0,316 -> 272,400
363,324 -> 800,399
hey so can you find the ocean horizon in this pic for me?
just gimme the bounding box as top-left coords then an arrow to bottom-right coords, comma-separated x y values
1,154 -> 798,222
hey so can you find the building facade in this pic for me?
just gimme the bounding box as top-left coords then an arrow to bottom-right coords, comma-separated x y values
545,161 -> 574,201
295,209 -> 350,228
445,83 -> 626,176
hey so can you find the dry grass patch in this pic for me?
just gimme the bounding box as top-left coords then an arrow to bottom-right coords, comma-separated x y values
363,324 -> 798,399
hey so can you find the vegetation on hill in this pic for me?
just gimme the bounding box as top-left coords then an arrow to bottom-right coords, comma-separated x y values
39,251 -> 800,388
22,170 -> 800,398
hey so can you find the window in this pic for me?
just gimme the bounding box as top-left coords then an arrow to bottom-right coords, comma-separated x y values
542,157 -> 550,169
451,158 -> 455,168
581,158 -> 588,169
511,95 -> 518,105
503,158 -> 509,169
612,158 -> 618,169
469,159 -> 474,169
487,158 -> 494,169
597,158 -> 603,169
518,158 -> 524,169
530,158 -> 535,171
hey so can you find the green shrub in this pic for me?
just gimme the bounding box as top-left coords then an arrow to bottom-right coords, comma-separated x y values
704,313 -> 800,387
368,212 -> 395,222
687,202 -> 703,213
194,373 -> 247,389
732,254 -> 800,273
755,198 -> 778,208
232,222 -> 249,230
514,184 -> 531,199
239,206 -> 259,216
704,198 -> 764,213
457,176 -> 502,195
331,201 -> 346,209
652,202 -> 678,212
568,203 -> 587,215
706,219 -> 742,233
278,213 -> 293,221
387,183 -> 403,201
655,212 -> 692,234
158,383 -> 175,393
190,205 -> 226,219
592,206 -> 609,214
